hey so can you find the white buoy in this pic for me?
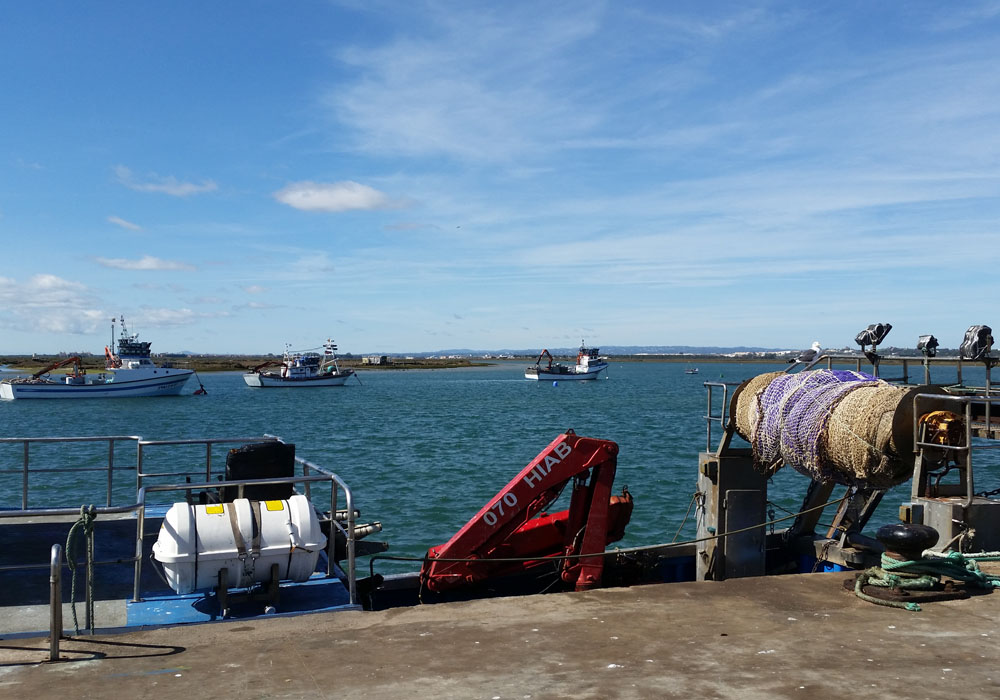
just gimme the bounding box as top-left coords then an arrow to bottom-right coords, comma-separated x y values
552,381 -> 558,386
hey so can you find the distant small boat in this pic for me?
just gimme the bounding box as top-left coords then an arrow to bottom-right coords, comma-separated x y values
525,341 -> 609,381
0,316 -> 193,400
684,367 -> 699,375
244,339 -> 356,387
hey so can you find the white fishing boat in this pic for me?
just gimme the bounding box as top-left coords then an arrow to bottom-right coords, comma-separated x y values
524,341 -> 609,381
0,317 -> 194,400
244,339 -> 356,387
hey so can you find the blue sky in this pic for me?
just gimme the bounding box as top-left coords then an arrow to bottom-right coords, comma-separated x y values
2,1 -> 999,355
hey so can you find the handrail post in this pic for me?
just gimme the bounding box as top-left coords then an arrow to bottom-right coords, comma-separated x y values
133,492 -> 146,602
22,441 -> 29,509
49,543 -> 63,661
106,439 -> 115,507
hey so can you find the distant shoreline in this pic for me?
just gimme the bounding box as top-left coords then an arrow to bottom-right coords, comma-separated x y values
0,353 -> 963,374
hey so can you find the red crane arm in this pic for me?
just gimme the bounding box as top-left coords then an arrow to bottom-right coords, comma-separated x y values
535,349 -> 554,368
32,356 -> 82,379
420,431 -> 631,593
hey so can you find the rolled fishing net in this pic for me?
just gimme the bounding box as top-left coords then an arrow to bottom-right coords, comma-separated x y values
734,369 -> 911,487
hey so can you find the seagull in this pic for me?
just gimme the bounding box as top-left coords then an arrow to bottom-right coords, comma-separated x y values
798,341 -> 823,363
788,341 -> 822,364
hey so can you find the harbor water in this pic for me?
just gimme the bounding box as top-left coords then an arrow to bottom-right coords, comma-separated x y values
3,360 -> 998,574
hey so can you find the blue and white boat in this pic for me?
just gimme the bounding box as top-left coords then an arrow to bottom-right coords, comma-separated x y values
0,317 -> 193,400
244,339 -> 355,387
525,341 -> 609,381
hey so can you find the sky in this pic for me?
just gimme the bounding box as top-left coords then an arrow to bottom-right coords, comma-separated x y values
1,1 -> 999,355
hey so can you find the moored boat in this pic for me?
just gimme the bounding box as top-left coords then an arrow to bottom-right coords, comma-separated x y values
524,341 -> 609,381
0,317 -> 193,400
244,339 -> 356,387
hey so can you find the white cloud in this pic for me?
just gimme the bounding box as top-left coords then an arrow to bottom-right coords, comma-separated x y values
273,181 -> 395,212
0,274 -> 105,334
135,308 -> 222,327
114,165 -> 217,197
242,285 -> 269,294
96,255 -> 196,271
107,215 -> 142,231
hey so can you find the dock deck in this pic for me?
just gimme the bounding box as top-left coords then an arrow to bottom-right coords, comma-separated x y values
1,571 -> 997,699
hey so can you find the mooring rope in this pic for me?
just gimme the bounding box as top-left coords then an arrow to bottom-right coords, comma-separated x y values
65,505 -> 97,635
854,551 -> 1000,612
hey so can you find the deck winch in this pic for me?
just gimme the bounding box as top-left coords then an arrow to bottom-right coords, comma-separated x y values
152,494 -> 327,595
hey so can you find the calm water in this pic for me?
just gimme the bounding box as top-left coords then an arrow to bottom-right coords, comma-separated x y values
3,361 -> 998,573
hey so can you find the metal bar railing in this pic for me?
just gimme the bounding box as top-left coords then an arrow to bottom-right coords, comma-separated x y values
49,543 -> 62,661
2,434 -> 359,621
134,469 -> 357,605
0,436 -> 140,509
135,436 -> 281,492
704,381 -> 728,454
912,392 -> 1000,507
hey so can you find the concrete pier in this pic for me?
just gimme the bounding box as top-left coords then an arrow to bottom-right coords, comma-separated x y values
1,572 -> 998,699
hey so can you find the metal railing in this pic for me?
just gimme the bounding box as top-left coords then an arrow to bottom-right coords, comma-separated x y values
0,434 -> 359,640
135,436 -> 282,493
703,380 -> 746,455
0,435 -> 140,509
134,464 -> 357,605
49,543 -> 62,661
912,392 -> 1000,507
797,352 -> 994,392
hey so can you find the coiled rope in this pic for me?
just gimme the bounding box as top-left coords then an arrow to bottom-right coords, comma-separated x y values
854,551 -> 1000,612
65,505 -> 97,635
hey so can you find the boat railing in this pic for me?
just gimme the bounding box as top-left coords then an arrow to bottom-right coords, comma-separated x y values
794,352 -> 994,391
134,468 -> 356,605
0,435 -> 141,509
911,392 -> 1000,507
703,380 -> 745,455
0,435 -> 358,631
49,543 -> 62,659
136,435 -> 283,494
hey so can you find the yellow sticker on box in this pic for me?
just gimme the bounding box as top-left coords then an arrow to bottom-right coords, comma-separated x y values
205,505 -> 224,515
265,500 -> 285,511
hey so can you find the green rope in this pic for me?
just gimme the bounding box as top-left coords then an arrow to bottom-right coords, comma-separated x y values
65,505 -> 97,635
854,551 -> 1000,612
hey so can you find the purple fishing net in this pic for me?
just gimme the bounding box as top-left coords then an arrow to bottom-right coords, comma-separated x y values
752,369 -> 880,480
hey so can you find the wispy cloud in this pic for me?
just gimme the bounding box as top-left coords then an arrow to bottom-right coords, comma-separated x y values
273,181 -> 397,212
136,307 -> 216,326
0,274 -> 105,334
96,255 -> 196,271
242,285 -> 269,294
114,165 -> 217,197
107,215 -> 142,231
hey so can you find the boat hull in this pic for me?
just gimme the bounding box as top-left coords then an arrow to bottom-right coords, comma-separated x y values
244,371 -> 355,387
0,371 -> 192,399
525,365 -> 608,381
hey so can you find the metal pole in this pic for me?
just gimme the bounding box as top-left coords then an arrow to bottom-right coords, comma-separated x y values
22,441 -> 29,509
49,544 -> 62,661
107,439 -> 115,507
133,491 -> 146,602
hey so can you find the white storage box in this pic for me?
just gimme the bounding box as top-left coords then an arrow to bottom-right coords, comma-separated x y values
152,495 -> 328,594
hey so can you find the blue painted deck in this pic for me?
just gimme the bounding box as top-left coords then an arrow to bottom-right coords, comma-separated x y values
126,574 -> 357,627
